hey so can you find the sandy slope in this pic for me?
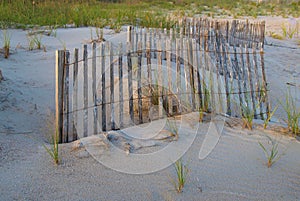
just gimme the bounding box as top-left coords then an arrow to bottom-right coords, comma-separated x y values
0,17 -> 300,201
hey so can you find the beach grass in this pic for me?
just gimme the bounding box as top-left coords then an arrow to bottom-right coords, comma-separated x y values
263,105 -> 278,129
171,159 -> 189,193
1,29 -> 11,58
259,136 -> 281,168
0,1 -> 299,28
43,128 -> 60,165
281,90 -> 300,136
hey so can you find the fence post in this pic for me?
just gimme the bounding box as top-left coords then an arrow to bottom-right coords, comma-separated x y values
63,51 -> 70,142
55,50 -> 65,143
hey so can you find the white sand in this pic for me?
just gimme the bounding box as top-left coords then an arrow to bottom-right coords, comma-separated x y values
0,17 -> 300,200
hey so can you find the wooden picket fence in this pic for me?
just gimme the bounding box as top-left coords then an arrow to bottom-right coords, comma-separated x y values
55,18 -> 269,143
134,17 -> 265,49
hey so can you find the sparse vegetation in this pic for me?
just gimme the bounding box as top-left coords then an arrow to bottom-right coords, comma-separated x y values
0,0 -> 299,29
259,136 -> 281,168
202,83 -> 210,113
171,159 -> 189,193
263,105 -> 278,129
199,108 -> 204,122
281,19 -> 299,39
269,31 -> 284,40
166,118 -> 179,140
27,32 -> 43,50
90,27 -> 104,43
43,128 -> 60,165
2,29 -> 11,58
281,89 -> 300,136
241,101 -> 254,130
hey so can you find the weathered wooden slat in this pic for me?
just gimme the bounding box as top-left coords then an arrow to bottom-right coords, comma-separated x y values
63,51 -> 70,142
146,40 -> 152,120
118,43 -> 124,129
239,45 -> 249,109
260,21 -> 265,48
252,43 -> 263,119
55,50 -> 64,143
175,38 -> 182,113
157,38 -> 164,118
166,39 -> 172,115
153,28 -> 157,59
100,43 -> 106,131
245,45 -> 256,116
259,43 -> 269,119
192,39 -> 202,110
223,41 -> 232,115
72,48 -> 79,141
233,45 -> 244,116
137,41 -> 143,124
83,45 -> 88,137
127,42 -> 134,125
92,42 -> 98,135
108,42 -> 116,130
187,38 -> 195,110
127,26 -> 132,43
183,38 -> 191,112
213,32 -> 224,113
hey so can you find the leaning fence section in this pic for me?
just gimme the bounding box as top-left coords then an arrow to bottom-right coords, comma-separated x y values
56,18 -> 269,143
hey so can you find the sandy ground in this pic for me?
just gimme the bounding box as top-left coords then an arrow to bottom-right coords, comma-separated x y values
0,16 -> 300,201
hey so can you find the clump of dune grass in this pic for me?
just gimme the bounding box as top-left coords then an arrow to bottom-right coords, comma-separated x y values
27,32 -> 43,50
259,136 -> 281,168
281,20 -> 298,39
281,90 -> 300,136
166,118 -> 179,140
171,159 -> 189,193
263,105 -> 278,129
240,101 -> 254,130
42,111 -> 60,165
2,29 -> 11,58
199,108 -> 204,122
269,31 -> 284,40
43,128 -> 59,165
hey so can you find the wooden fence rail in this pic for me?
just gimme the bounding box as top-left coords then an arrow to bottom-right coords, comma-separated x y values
56,19 -> 268,143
